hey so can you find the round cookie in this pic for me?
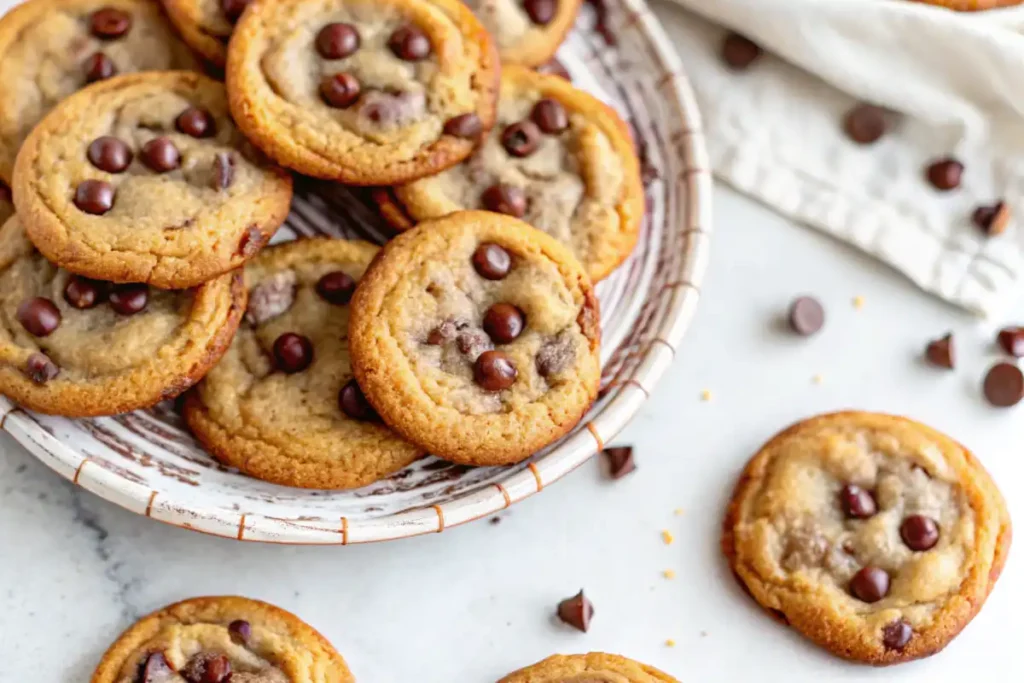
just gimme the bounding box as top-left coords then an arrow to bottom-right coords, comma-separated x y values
0,181 -> 13,226
349,211 -> 601,466
499,653 -> 679,683
464,0 -> 582,67
162,0 -> 243,67
226,0 -> 500,185
91,596 -> 354,683
908,0 -> 1022,9
0,0 -> 202,182
0,216 -> 243,417
185,238 -> 424,490
723,411 -> 1012,665
374,65 -> 643,282
13,71 -> 293,290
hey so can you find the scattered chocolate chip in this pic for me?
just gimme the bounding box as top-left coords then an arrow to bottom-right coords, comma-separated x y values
722,32 -> 761,70
246,271 -> 296,325
474,350 -> 517,390
316,22 -> 360,59
849,566 -> 890,603
181,652 -> 231,683
388,25 -> 431,61
176,107 -> 216,138
211,152 -> 235,190
221,0 -> 250,23
483,303 -> 525,344
997,327 -> 1024,357
924,332 -> 954,369
839,484 -> 877,519
87,136 -> 132,173
481,184 -> 527,218
64,275 -> 104,309
315,271 -> 356,305
74,179 -> 115,215
882,619 -> 913,650
925,158 -> 963,191
108,283 -> 149,315
536,335 -> 574,376
319,73 -> 361,109
227,619 -> 251,645
844,104 -> 887,145
443,113 -> 482,139
900,515 -> 939,551
603,446 -> 635,479
456,329 -> 492,358
139,652 -> 174,683
983,362 -> 1024,407
972,201 -> 1010,236
531,98 -> 569,134
787,296 -> 824,336
84,52 -> 116,83
535,58 -> 571,81
141,137 -> 181,172
472,243 -> 512,280
90,7 -> 132,39
273,333 -> 313,373
501,121 -> 541,157
489,516 -> 501,525
238,226 -> 262,257
523,0 -> 557,24
25,352 -> 59,384
17,297 -> 61,337
339,379 -> 378,421
556,589 -> 593,632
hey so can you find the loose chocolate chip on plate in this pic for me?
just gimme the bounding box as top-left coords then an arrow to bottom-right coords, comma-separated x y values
273,333 -> 314,373
212,152 -> 235,190
524,0 -> 557,25
535,58 -> 571,81
882,619 -> 913,651
339,379 -> 378,421
84,52 -> 116,83
787,296 -> 824,336
389,25 -> 431,61
531,98 -> 569,134
844,104 -> 887,145
603,446 -> 635,479
839,484 -> 877,519
900,515 -> 939,551
17,297 -> 61,337
474,350 -> 517,391
109,283 -> 149,315
483,303 -> 525,343
87,136 -> 132,173
91,7 -> 132,39
25,353 -> 59,384
139,652 -> 174,683
983,362 -> 1024,407
925,158 -> 963,191
176,107 -> 216,138
221,0 -> 250,23
997,327 -> 1024,357
316,22 -> 360,59
925,332 -> 954,369
481,184 -> 527,218
556,589 -> 594,632
472,243 -> 512,280
141,137 -> 181,172
443,113 -> 482,139
64,275 -> 104,309
319,73 -> 361,109
316,271 -> 356,305
849,566 -> 890,603
228,619 -> 251,644
74,179 -> 115,215
501,121 -> 541,157
972,201 -> 1010,236
721,32 -> 761,70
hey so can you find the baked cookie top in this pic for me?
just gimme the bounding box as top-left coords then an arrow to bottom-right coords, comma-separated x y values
13,71 -> 293,290
0,216 -> 243,417
349,211 -> 600,466
723,411 -> 1012,665
162,0 -> 248,67
0,0 -> 201,182
378,65 -> 643,282
499,653 -> 679,683
226,0 -> 499,185
463,0 -> 581,67
91,596 -> 354,683
185,238 -> 423,490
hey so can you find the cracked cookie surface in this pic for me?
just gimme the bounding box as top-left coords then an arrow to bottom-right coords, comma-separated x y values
0,0 -> 201,182
349,210 -> 600,466
226,0 -> 499,185
376,65 -> 642,282
499,653 -> 679,683
13,70 -> 293,289
185,238 -> 423,489
0,216 -> 243,417
91,596 -> 353,683
463,0 -> 581,67
723,411 -> 1012,665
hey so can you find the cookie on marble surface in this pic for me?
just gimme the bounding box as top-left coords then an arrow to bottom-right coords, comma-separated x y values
349,210 -> 600,466
499,653 -> 679,683
373,65 -> 643,282
723,410 -> 1012,665
464,0 -> 581,67
0,0 -> 201,182
226,0 -> 499,185
162,0 -> 247,67
91,595 -> 354,683
185,238 -> 424,490
0,216 -> 243,417
13,71 -> 293,290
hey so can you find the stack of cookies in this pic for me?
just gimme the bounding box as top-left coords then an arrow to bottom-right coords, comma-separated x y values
0,0 -> 645,490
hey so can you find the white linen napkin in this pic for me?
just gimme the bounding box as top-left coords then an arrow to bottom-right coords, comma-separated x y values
654,0 -> 1024,315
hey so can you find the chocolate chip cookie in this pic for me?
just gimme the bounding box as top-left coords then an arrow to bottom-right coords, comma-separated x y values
499,653 -> 680,683
349,210 -> 600,466
464,0 -> 581,67
13,71 -> 293,289
0,216 -> 243,417
185,238 -> 423,489
225,0 -> 500,185
723,411 -> 1012,665
374,65 -> 643,282
0,181 -> 13,226
0,0 -> 201,182
162,0 -> 248,67
91,596 -> 354,683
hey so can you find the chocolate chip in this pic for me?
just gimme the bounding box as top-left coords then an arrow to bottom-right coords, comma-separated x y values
238,226 -> 262,257
481,184 -> 526,218
139,652 -> 174,683
536,334 -> 574,376
388,25 -> 431,61
556,589 -> 593,632
227,619 -> 251,645
530,98 -> 569,135
983,362 -> 1024,407
87,136 -> 132,173
722,32 -> 761,70
535,58 -> 571,81
919,333 -> 955,370
926,158 -> 963,191
64,275 -> 104,309
221,0 -> 251,23
181,652 -> 231,683
900,515 -> 939,551
74,179 -> 114,215
339,379 -> 378,421
90,7 -> 132,39
246,271 -> 295,325
472,243 -> 512,280
443,113 -> 482,139
108,283 -> 148,315
176,107 -> 216,138
882,619 -> 913,650
316,271 -> 356,305
273,333 -> 313,373
316,23 -> 360,59
212,152 -> 235,190
603,446 -> 635,479
839,484 -> 877,519
501,121 -> 541,157
787,296 -> 824,336
523,0 -> 557,24
483,303 -> 525,344
456,330 -> 491,358
849,566 -> 890,603
25,352 -> 59,384
83,52 -> 116,83
141,137 -> 181,172
319,73 -> 361,109
426,320 -> 458,345
972,201 -> 1010,236
474,350 -> 517,391
17,297 -> 61,337
997,327 -> 1024,357
844,104 -> 887,145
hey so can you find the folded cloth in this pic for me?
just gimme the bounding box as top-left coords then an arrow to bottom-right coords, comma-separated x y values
656,0 -> 1024,315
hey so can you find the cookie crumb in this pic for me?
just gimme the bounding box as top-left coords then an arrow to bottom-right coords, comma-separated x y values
665,639 -> 676,647
852,295 -> 865,310
700,630 -> 708,637
700,389 -> 712,401
662,569 -> 676,579
673,507 -> 684,516
812,374 -> 824,385
661,530 -> 674,545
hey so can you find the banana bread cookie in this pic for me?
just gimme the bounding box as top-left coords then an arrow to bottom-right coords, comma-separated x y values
499,653 -> 679,683
463,0 -> 581,67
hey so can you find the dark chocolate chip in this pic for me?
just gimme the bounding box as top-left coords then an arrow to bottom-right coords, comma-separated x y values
108,283 -> 149,315
882,619 -> 913,650
90,7 -> 132,39
481,184 -> 526,218
839,484 -> 877,519
316,271 -> 356,305
25,353 -> 59,384
844,104 -> 887,145
983,362 -> 1024,407
603,446 -> 635,479
456,330 -> 491,357
972,201 -> 1010,236
273,333 -> 313,373
339,379 -> 378,421
388,25 -> 431,61
536,335 -> 574,376
64,275 -> 104,309
221,0 -> 251,23
900,515 -> 939,551
443,113 -> 482,139
925,158 -> 963,191
87,136 -> 132,173
523,0 -> 557,25
531,98 -> 568,134
483,303 -> 525,343
316,22 -> 360,59
722,32 -> 761,70
227,619 -> 251,645
17,297 -> 61,337
472,243 -> 512,280
74,179 -> 115,215
849,566 -> 890,603
925,332 -> 954,369
319,73 -> 361,109
787,296 -> 824,336
535,58 -> 571,81
238,226 -> 262,257
473,350 -> 517,391
141,137 -> 181,172
556,589 -> 593,632
139,652 -> 174,683
426,320 -> 458,345
176,107 -> 216,138
211,152 -> 235,190
181,652 -> 231,683
501,121 -> 541,157
997,327 -> 1024,357
84,52 -> 117,83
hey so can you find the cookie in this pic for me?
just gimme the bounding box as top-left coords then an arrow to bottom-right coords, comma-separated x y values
349,210 -> 600,466
908,0 -> 1022,9
91,596 -> 354,683
464,0 -> 582,67
226,0 -> 499,185
0,0 -> 202,182
0,216 -> 243,417
185,238 -> 424,489
374,65 -> 643,282
723,411 -> 1012,665
499,653 -> 679,683
0,181 -> 13,226
162,0 -> 244,67
12,71 -> 293,290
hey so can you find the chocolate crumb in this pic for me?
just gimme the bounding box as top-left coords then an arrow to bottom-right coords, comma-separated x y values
602,446 -> 635,479
997,327 -> 1024,357
972,201 -> 1010,236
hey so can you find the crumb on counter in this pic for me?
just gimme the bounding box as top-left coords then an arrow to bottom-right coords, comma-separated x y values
665,639 -> 676,647
661,530 -> 674,545
663,569 -> 676,579
853,295 -> 865,310
700,389 -> 712,401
